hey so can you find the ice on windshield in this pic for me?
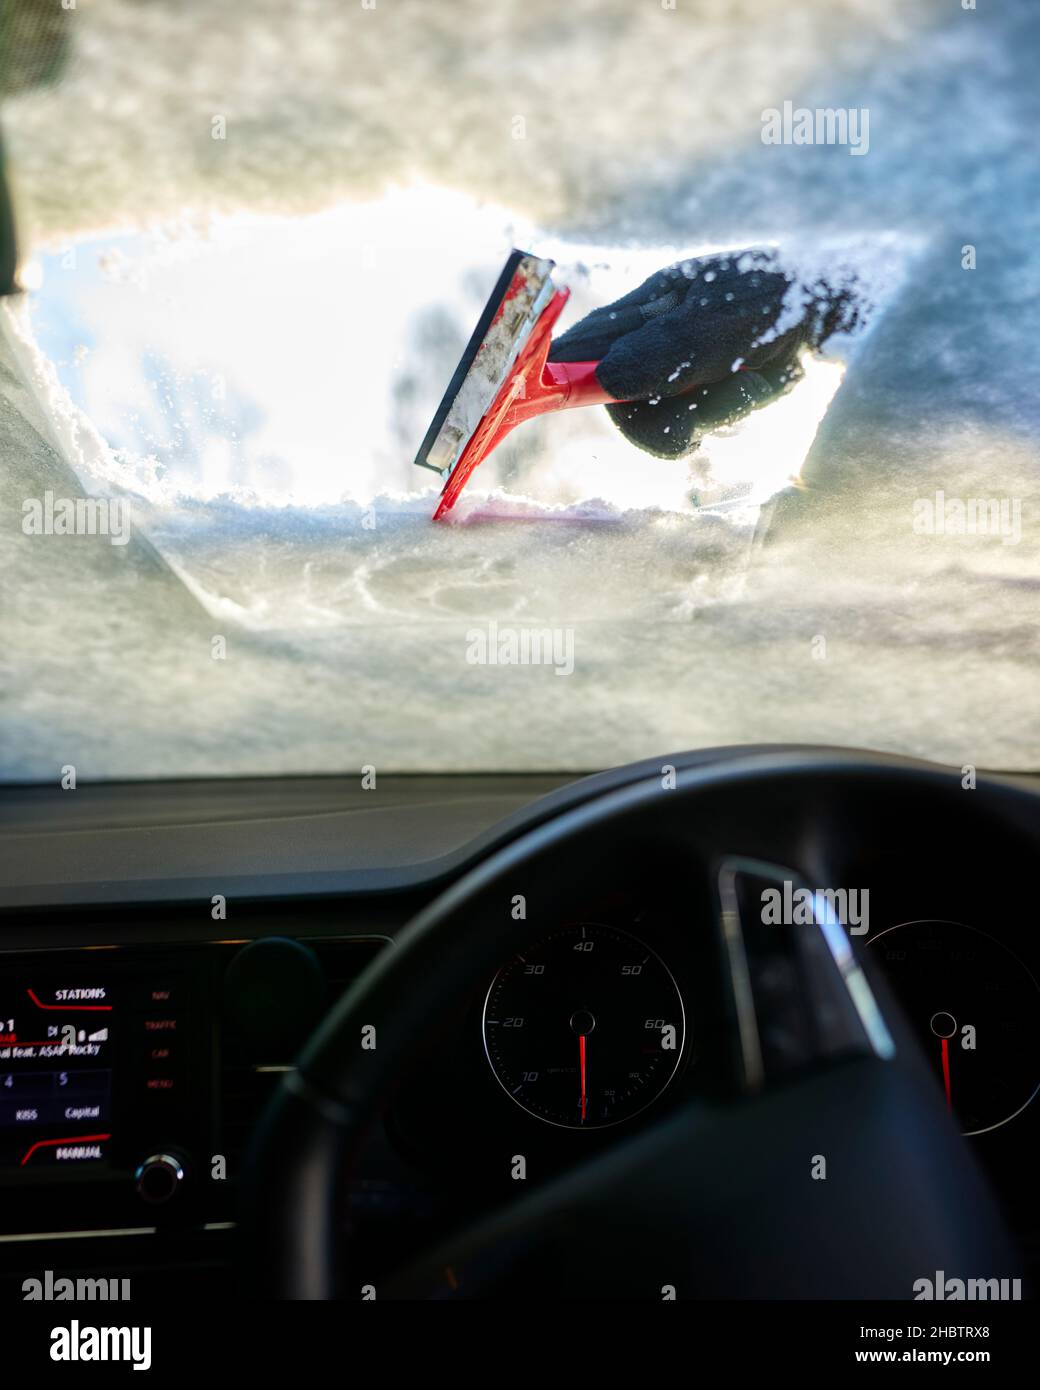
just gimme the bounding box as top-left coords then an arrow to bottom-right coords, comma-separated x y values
1,0 -> 1037,779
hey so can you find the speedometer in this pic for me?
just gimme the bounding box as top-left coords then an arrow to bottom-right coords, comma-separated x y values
482,922 -> 686,1129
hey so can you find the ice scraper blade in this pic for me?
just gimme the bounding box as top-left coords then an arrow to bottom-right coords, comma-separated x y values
413,250 -> 617,520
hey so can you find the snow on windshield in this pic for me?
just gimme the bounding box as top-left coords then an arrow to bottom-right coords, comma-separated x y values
1,0 -> 1037,779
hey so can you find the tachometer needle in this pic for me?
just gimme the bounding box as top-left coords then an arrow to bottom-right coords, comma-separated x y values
941,1037 -> 952,1110
579,1033 -> 587,1123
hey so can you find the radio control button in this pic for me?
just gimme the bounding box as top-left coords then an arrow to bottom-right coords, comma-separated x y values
140,1016 -> 180,1034
142,1075 -> 179,1094
133,982 -> 181,1009
21,1134 -> 110,1167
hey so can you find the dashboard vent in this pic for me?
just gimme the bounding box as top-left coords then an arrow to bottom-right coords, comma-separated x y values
218,936 -> 386,1170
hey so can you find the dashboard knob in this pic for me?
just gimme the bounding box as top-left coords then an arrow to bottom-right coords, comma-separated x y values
135,1151 -> 186,1204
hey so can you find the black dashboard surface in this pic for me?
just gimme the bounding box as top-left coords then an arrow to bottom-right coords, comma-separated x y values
0,773 -> 572,911
6,745 -> 1035,912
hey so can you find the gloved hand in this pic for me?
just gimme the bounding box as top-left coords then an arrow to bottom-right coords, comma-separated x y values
548,250 -> 863,457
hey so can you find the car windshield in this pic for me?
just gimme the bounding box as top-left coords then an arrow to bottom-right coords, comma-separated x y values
1,0 -> 1036,779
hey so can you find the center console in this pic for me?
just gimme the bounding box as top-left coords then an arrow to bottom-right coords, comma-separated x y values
0,936 -> 386,1235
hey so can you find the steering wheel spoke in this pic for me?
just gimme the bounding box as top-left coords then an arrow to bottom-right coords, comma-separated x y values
715,855 -> 895,1095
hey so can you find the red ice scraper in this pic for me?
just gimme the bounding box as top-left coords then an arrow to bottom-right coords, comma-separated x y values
413,250 -> 619,520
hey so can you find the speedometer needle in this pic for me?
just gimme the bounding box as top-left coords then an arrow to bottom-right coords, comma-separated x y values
579,1034 -> 587,1123
941,1037 -> 952,1110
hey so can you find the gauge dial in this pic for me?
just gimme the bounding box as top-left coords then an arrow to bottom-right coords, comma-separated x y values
870,919 -> 1040,1135
482,922 -> 686,1129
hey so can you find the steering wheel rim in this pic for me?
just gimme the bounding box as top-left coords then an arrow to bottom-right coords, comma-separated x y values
242,749 -> 1026,1298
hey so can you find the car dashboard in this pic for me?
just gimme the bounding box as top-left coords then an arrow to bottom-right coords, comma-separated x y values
0,750 -> 1038,1299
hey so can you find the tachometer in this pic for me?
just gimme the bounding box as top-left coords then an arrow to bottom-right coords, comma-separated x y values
482,922 -> 686,1129
870,919 -> 1040,1135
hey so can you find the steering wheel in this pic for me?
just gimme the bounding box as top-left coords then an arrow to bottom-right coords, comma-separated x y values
242,750 -> 1025,1298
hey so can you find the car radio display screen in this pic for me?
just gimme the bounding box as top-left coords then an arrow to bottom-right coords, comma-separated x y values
0,979 -> 114,1169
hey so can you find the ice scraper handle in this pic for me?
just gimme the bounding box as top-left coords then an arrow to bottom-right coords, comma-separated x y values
539,357 -> 617,408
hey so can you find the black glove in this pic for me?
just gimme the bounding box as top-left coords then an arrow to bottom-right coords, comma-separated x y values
548,250 -> 862,457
